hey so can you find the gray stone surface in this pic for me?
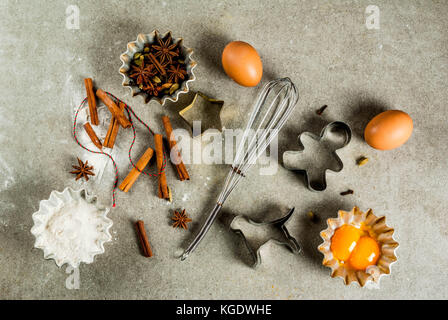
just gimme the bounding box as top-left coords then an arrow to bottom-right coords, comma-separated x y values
0,0 -> 447,299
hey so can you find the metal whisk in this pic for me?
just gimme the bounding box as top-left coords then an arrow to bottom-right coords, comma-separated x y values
181,78 -> 299,261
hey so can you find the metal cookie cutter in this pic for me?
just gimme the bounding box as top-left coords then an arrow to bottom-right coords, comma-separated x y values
178,91 -> 224,137
229,208 -> 301,268
283,121 -> 351,192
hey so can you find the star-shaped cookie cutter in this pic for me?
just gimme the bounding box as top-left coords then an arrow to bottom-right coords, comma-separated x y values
229,208 -> 301,268
178,91 -> 224,137
283,121 -> 352,192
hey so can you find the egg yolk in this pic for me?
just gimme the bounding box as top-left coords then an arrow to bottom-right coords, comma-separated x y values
348,236 -> 380,270
330,225 -> 381,271
330,225 -> 361,261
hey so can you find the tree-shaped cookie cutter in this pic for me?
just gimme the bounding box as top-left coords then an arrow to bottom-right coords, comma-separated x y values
230,208 -> 301,268
283,121 -> 352,192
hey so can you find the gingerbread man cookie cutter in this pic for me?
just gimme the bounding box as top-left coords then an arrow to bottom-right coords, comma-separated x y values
283,121 -> 352,192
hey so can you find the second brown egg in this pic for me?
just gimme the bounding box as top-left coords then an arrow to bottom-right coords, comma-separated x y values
364,110 -> 413,150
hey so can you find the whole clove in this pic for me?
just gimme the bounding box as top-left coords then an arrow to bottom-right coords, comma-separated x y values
316,105 -> 328,115
340,189 -> 354,196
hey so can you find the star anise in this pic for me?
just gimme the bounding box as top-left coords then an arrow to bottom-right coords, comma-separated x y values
152,35 -> 179,64
167,64 -> 187,83
172,209 -> 192,230
70,158 -> 95,181
142,82 -> 161,97
129,60 -> 156,85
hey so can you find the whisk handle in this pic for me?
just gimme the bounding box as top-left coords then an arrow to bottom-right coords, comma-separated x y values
180,202 -> 223,261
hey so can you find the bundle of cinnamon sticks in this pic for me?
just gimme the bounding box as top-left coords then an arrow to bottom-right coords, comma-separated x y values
154,116 -> 191,201
154,134 -> 170,200
162,116 -> 190,181
82,78 -> 131,150
116,116 -> 190,200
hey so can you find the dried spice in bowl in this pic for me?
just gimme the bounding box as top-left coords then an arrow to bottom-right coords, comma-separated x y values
127,34 -> 188,99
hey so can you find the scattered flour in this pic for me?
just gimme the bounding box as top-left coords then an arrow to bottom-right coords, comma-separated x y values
0,154 -> 15,192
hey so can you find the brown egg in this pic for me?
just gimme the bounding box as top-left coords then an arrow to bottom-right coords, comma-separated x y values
222,41 -> 263,87
364,110 -> 413,150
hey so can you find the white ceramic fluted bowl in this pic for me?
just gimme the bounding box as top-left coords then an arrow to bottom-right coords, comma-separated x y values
119,30 -> 197,105
31,187 -> 112,268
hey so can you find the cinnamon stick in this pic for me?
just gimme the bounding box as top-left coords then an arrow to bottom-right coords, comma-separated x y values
83,122 -> 102,150
154,134 -> 169,199
104,102 -> 125,148
119,147 -> 154,192
135,220 -> 153,257
148,53 -> 166,75
96,89 -> 131,128
84,78 -> 99,125
162,116 -> 190,181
